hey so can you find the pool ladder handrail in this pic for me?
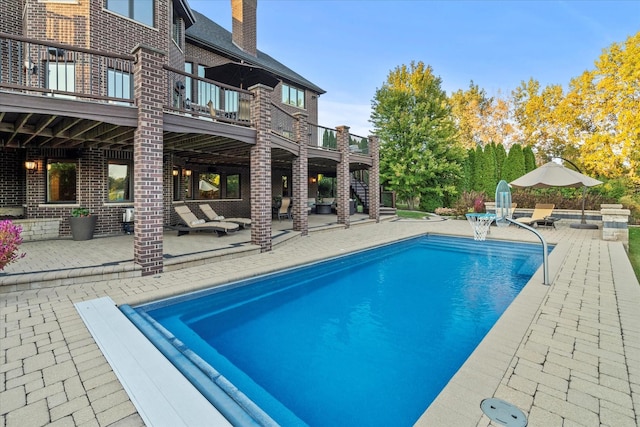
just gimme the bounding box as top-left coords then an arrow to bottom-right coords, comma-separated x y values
506,217 -> 550,285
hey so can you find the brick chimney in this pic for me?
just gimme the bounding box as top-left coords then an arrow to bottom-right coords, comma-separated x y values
231,0 -> 257,57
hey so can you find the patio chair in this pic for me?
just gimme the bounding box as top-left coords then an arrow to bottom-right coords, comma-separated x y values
515,203 -> 556,227
199,204 -> 251,229
173,205 -> 239,236
277,197 -> 292,221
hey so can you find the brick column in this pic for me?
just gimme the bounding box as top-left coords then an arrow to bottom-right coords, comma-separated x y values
336,125 -> 350,227
292,112 -> 309,236
132,45 -> 165,275
368,135 -> 380,222
249,84 -> 273,252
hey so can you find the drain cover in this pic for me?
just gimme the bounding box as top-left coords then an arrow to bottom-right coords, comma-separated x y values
480,398 -> 527,427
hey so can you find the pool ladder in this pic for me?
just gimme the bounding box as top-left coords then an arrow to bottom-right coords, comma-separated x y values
506,218 -> 550,285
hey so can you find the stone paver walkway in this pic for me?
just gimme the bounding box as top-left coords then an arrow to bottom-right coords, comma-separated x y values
1,218 -> 638,426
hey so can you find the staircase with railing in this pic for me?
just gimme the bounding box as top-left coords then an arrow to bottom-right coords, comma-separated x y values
350,171 -> 369,213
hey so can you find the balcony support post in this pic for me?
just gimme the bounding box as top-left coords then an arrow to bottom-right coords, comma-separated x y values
249,83 -> 273,252
292,112 -> 309,235
336,126 -> 351,227
368,135 -> 380,222
132,44 -> 166,275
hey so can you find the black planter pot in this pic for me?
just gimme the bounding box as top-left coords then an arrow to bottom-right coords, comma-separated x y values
69,216 -> 97,241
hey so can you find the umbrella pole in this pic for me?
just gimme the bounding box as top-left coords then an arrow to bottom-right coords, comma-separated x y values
570,185 -> 599,229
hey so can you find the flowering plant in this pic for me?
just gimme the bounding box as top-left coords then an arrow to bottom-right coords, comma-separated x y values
71,208 -> 90,217
0,220 -> 26,271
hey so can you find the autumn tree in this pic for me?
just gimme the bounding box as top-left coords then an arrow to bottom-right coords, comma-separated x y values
371,61 -> 465,210
450,83 -> 516,148
565,31 -> 640,182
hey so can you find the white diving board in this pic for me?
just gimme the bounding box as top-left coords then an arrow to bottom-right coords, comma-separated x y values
75,297 -> 232,427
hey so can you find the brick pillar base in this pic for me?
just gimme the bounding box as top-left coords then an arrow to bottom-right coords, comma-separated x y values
292,112 -> 309,235
132,44 -> 165,275
336,126 -> 351,227
250,84 -> 273,252
368,135 -> 380,222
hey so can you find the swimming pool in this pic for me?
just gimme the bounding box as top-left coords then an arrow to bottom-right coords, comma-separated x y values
123,234 -> 549,426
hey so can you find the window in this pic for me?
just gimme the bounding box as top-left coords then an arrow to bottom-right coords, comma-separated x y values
107,69 -> 132,100
198,173 -> 220,199
281,83 -> 305,109
226,174 -> 240,199
47,161 -> 76,202
106,0 -> 154,27
184,62 -> 193,104
172,12 -> 182,49
198,65 -> 219,110
108,162 -> 131,202
47,62 -> 75,94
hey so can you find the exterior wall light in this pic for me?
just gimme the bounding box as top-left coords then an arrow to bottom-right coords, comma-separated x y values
184,169 -> 192,177
172,169 -> 179,176
25,160 -> 37,173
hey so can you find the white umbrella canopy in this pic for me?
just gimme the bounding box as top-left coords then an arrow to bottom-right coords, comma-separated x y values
510,161 -> 602,188
199,180 -> 218,192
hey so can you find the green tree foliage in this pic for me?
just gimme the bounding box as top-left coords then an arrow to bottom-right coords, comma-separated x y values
494,142 -> 507,180
482,143 -> 497,196
371,61 -> 465,210
502,144 -> 526,183
523,145 -> 537,172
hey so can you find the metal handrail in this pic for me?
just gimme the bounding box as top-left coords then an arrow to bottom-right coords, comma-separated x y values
506,217 -> 550,285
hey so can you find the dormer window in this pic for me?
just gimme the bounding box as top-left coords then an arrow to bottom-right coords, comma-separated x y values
105,0 -> 154,27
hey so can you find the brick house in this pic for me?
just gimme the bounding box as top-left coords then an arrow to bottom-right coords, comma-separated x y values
0,0 -> 379,275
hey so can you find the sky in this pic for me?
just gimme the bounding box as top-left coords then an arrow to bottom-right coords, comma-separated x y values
188,0 -> 640,137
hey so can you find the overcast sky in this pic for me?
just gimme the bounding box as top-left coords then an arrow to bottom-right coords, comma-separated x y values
188,0 -> 640,136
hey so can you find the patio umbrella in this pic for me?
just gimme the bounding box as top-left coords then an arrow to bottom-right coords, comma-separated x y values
204,62 -> 279,89
199,180 -> 218,192
510,161 -> 603,229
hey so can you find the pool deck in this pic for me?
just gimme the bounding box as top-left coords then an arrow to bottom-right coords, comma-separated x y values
1,216 -> 639,426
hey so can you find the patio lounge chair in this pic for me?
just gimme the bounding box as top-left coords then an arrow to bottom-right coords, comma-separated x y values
173,205 -> 239,236
199,204 -> 251,229
276,197 -> 292,221
515,203 -> 556,228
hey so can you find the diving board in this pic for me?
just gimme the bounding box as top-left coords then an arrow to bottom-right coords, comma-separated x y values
75,297 -> 232,427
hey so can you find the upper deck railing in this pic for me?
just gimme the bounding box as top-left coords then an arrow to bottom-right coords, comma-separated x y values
0,32 -> 135,105
163,66 -> 252,125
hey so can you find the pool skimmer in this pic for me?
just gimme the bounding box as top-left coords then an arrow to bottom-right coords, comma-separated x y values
480,398 -> 527,427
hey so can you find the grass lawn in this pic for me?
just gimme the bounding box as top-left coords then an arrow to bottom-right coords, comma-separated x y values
397,209 -> 429,219
629,227 -> 640,282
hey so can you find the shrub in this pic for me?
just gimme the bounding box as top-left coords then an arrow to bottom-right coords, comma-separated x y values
453,191 -> 487,215
0,220 -> 26,271
620,195 -> 640,225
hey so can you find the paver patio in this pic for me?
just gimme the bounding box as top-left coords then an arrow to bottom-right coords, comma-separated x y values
1,218 -> 638,426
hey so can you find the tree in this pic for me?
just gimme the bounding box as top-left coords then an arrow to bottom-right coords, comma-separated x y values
371,61 -> 465,210
566,31 -> 640,182
501,143 -> 526,183
450,83 -> 516,148
523,145 -> 537,173
494,142 -> 507,179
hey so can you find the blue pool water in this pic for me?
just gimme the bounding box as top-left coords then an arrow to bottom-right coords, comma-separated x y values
126,235 -> 548,426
